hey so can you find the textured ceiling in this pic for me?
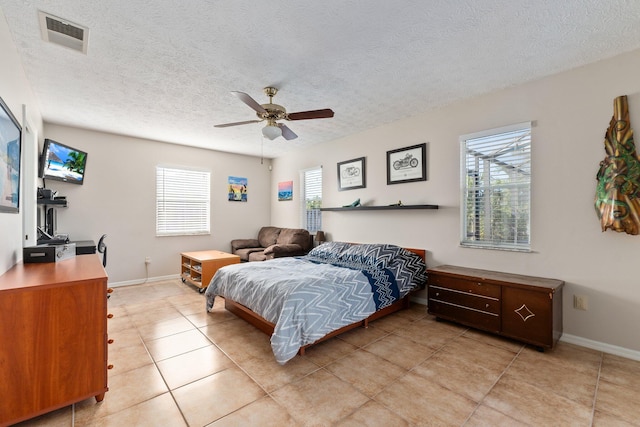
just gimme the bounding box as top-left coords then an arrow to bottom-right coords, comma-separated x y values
2,1 -> 640,158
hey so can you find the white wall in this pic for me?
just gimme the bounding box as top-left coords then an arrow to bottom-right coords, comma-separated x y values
272,48 -> 640,354
0,8 -> 43,275
43,124 -> 272,284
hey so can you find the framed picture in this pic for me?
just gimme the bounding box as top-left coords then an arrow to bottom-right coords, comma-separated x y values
337,157 -> 366,191
387,143 -> 426,185
228,176 -> 247,202
278,180 -> 293,201
0,96 -> 22,213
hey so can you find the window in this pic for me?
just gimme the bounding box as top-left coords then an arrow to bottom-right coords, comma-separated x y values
460,122 -> 531,251
300,166 -> 322,233
156,166 -> 210,236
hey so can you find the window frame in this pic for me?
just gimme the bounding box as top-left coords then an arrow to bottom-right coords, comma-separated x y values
299,166 -> 322,233
459,122 -> 532,252
156,165 -> 211,237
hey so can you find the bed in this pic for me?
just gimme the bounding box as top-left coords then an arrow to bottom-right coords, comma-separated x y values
204,242 -> 427,364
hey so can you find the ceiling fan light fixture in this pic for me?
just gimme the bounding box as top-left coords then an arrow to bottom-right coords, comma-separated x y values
262,123 -> 282,140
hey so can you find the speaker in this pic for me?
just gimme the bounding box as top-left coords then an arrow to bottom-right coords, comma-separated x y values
24,243 -> 76,263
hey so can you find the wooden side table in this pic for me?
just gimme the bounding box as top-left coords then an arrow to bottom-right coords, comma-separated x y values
180,250 -> 240,293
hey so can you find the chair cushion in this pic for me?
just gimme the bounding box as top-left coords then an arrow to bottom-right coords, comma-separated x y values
276,228 -> 311,251
257,227 -> 281,248
248,250 -> 267,262
234,247 -> 264,262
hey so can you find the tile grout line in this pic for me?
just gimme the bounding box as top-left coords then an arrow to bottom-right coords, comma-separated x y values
461,343 -> 526,426
589,351 -> 604,427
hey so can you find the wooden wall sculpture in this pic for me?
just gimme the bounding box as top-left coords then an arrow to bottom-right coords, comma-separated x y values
595,95 -> 640,235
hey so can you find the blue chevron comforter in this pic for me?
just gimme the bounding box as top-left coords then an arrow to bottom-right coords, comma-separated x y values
205,243 -> 426,364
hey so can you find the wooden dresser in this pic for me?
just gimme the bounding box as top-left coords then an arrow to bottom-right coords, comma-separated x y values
427,265 -> 564,350
0,255 -> 110,426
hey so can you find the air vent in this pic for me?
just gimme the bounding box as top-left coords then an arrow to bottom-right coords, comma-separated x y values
38,11 -> 89,54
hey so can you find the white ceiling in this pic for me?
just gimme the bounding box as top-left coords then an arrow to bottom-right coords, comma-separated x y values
2,1 -> 640,158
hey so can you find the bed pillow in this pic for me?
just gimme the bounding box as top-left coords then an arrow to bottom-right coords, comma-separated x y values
339,243 -> 404,269
306,241 -> 353,263
386,250 -> 428,293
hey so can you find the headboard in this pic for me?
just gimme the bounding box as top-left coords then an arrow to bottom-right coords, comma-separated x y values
404,247 -> 426,261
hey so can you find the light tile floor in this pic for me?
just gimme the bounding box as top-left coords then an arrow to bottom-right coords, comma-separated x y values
15,279 -> 640,426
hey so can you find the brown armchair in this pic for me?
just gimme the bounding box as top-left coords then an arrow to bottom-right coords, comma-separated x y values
231,226 -> 312,262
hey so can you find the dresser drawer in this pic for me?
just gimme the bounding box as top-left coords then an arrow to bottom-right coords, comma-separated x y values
429,274 -> 501,298
428,298 -> 500,332
428,285 -> 500,315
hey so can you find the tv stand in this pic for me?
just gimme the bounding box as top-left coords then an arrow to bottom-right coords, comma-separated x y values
37,198 -> 67,237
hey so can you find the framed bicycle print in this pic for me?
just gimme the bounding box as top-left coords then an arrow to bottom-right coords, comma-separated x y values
337,157 -> 366,191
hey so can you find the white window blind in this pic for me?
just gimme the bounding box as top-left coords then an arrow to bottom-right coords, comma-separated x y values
460,122 -> 531,251
300,167 -> 322,232
156,166 -> 210,236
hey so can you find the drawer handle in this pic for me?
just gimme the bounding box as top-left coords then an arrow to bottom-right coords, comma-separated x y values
107,364 -> 114,370
107,313 -> 114,319
435,292 -> 440,297
486,303 -> 490,308
108,339 -> 114,344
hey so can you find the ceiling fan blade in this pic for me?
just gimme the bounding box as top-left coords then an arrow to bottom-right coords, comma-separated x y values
214,119 -> 262,128
231,91 -> 267,114
279,124 -> 298,140
287,109 -> 334,121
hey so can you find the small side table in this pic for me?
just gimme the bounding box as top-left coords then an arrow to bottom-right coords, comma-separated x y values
180,250 -> 240,293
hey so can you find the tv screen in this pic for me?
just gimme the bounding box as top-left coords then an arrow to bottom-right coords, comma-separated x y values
39,139 -> 87,185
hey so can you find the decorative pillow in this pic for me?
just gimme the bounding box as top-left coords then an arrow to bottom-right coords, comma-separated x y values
307,241 -> 353,263
386,250 -> 428,292
339,243 -> 403,269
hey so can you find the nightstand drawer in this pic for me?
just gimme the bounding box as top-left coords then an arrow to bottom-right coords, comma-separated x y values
428,285 -> 500,315
428,298 -> 500,332
429,274 -> 501,298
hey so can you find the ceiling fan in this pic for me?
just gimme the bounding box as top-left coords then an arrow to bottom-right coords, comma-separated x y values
215,87 -> 334,140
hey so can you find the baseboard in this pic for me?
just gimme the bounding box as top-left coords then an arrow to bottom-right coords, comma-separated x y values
560,333 -> 640,362
411,296 -> 428,306
109,274 -> 180,288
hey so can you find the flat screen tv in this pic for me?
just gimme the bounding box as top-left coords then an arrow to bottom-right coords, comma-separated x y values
39,139 -> 87,185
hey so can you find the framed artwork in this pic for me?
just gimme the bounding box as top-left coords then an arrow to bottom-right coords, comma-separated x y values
387,143 -> 426,185
0,96 -> 22,213
278,180 -> 293,201
228,176 -> 247,202
337,157 -> 366,191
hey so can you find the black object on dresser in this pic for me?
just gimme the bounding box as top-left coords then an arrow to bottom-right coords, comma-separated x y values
427,265 -> 564,351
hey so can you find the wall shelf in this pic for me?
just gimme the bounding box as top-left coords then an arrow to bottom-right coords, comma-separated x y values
320,204 -> 438,212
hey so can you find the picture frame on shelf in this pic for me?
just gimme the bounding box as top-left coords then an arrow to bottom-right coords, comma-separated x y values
0,96 -> 22,213
386,143 -> 426,185
337,157 -> 366,191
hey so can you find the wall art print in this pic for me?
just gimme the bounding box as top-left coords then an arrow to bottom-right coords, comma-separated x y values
595,95 -> 640,235
337,157 -> 366,191
228,176 -> 247,202
278,180 -> 293,201
0,96 -> 21,213
387,143 -> 426,185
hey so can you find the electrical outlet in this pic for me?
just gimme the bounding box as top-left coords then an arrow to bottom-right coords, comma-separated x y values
145,256 -> 151,265
573,294 -> 588,311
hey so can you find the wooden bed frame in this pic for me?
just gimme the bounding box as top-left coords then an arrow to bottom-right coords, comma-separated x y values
222,247 -> 426,356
